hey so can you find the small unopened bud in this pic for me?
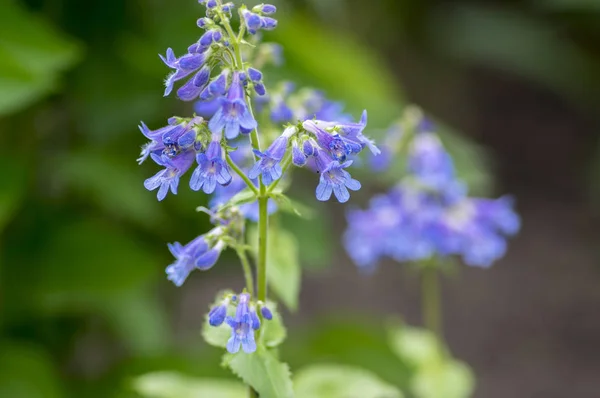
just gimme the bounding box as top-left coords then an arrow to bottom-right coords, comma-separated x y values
260,306 -> 273,320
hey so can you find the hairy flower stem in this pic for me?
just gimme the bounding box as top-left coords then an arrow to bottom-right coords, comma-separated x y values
226,152 -> 259,195
236,248 -> 254,297
422,266 -> 442,341
257,194 -> 268,302
222,13 -> 267,303
221,10 -> 266,397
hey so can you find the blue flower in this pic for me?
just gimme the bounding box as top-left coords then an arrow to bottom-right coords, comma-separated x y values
166,235 -> 225,286
343,128 -> 521,271
208,302 -> 228,326
316,160 -> 361,203
209,72 -> 257,139
408,132 -> 456,192
313,110 -> 379,156
160,47 -> 212,99
263,4 -> 277,14
260,17 -> 277,30
248,126 -> 295,185
260,305 -> 273,320
225,293 -> 259,353
247,67 -> 262,82
472,196 -> 520,236
303,120 -> 362,162
241,9 -> 277,35
292,141 -> 307,166
270,100 -> 294,123
144,150 -> 196,201
242,10 -> 263,35
190,138 -> 232,194
137,120 -> 176,164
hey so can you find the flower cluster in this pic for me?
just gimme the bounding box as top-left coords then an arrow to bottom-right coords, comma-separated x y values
166,228 -> 226,286
208,292 -> 273,353
137,0 -> 377,360
344,118 -> 520,270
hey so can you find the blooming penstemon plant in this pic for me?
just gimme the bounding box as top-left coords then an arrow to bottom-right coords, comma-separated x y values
136,1 -> 519,395
137,1 -> 377,396
345,107 -> 521,338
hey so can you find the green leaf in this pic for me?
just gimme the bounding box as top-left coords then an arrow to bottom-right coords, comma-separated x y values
273,14 -> 403,124
412,361 -> 475,398
280,210 -> 332,269
25,218 -> 159,312
248,226 -> 301,311
133,372 -> 245,398
54,151 -> 167,229
388,324 -> 441,367
429,5 -> 600,102
387,323 -> 475,398
224,345 -> 294,398
0,2 -> 80,115
294,364 -> 403,398
102,289 -> 170,355
0,343 -> 64,398
534,0 -> 600,11
260,302 -> 287,348
0,155 -> 28,231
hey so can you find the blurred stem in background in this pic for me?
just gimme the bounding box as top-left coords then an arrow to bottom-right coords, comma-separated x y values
421,265 -> 442,342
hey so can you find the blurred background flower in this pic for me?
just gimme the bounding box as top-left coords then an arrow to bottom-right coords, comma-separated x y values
1,0 -> 600,397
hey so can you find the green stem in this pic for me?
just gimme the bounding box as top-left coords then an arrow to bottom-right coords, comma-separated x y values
257,194 -> 268,302
225,152 -> 259,195
422,266 -> 442,340
236,248 -> 254,297
223,18 -> 268,304
219,8 -> 264,398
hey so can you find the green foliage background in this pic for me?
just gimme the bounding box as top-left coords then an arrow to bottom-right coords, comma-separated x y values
2,0 -> 600,396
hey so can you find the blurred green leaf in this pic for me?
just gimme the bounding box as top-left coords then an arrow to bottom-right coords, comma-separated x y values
387,322 -> 475,398
274,14 -> 403,125
294,364 -> 403,398
0,155 -> 28,231
280,208 -> 333,270
534,0 -> 600,11
55,151 -> 167,229
412,361 -> 475,398
103,289 -> 170,355
70,56 -> 163,142
133,372 -> 244,398
429,5 -> 600,101
0,343 -> 64,398
0,1 -> 80,115
388,324 -> 441,368
260,302 -> 287,348
284,319 -> 410,390
223,345 -> 294,398
27,218 -> 159,310
248,225 -> 301,311
203,320 -> 232,350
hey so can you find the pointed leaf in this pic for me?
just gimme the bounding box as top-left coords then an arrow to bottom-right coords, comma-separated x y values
224,345 -> 294,398
412,361 -> 475,398
133,372 -> 244,398
294,364 -> 403,398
